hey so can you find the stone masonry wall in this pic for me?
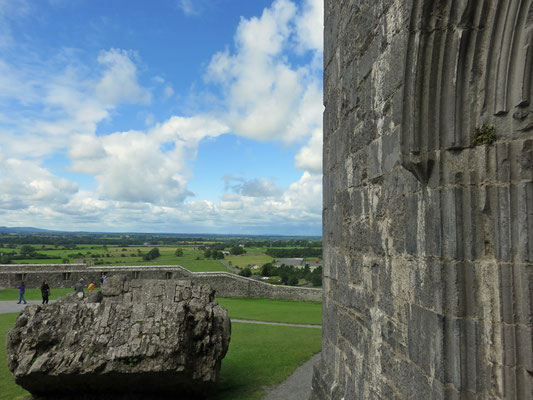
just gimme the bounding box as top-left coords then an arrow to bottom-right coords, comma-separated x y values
313,0 -> 533,399
0,264 -> 321,302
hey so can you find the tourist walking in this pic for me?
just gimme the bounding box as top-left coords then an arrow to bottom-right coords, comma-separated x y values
41,280 -> 50,304
88,282 -> 95,291
16,281 -> 27,304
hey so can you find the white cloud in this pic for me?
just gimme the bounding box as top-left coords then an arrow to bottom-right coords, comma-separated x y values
295,127 -> 322,172
295,0 -> 323,52
1,48 -> 152,158
68,116 -> 229,204
68,133 -> 107,160
95,49 -> 152,106
235,0 -> 296,56
215,171 -> 322,225
0,153 -> 78,211
205,0 -> 323,167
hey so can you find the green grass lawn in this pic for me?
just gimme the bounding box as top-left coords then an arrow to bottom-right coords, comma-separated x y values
0,315 -> 321,399
0,290 -> 322,325
0,288 -> 76,301
0,313 -> 28,400
225,254 -> 274,268
217,297 -> 322,325
216,323 -> 321,399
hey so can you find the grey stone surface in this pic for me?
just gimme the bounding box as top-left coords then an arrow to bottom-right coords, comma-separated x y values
314,0 -> 533,399
6,276 -> 230,399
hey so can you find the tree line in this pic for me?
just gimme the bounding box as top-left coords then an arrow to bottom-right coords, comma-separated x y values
265,247 -> 322,258
239,262 -> 322,287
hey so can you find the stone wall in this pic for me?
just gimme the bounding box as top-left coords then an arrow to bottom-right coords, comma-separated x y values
0,264 -> 321,302
313,0 -> 533,399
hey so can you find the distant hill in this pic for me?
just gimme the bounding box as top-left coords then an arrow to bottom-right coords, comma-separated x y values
0,226 -> 321,239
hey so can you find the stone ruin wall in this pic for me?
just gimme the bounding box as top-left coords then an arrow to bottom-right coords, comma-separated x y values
0,264 -> 321,302
313,0 -> 533,399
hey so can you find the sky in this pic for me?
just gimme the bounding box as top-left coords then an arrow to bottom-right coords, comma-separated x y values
0,0 -> 323,235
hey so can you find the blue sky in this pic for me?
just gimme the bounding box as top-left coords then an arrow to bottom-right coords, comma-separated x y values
0,0 -> 323,235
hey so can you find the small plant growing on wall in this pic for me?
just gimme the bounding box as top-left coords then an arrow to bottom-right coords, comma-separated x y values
472,124 -> 496,146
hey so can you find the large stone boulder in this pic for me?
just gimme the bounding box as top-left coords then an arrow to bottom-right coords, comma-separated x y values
6,276 -> 231,399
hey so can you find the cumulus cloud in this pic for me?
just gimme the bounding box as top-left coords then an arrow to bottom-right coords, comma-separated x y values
0,153 -> 78,211
205,0 -> 323,146
295,127 -> 322,172
212,171 -> 322,227
1,48 -> 152,158
68,116 -> 229,204
294,0 -> 323,52
94,49 -> 152,106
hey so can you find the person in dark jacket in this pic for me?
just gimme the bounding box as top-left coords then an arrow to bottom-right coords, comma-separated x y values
41,280 -> 50,304
74,278 -> 84,298
16,281 -> 27,304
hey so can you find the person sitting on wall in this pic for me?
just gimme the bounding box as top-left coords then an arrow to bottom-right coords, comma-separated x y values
88,282 -> 95,291
40,280 -> 50,304
74,278 -> 85,299
16,281 -> 27,304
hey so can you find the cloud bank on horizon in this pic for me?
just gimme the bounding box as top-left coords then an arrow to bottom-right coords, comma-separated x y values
0,0 -> 323,235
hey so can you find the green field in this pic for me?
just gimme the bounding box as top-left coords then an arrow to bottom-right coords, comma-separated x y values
2,245 -> 232,273
0,297 -> 322,400
242,246 -> 268,253
217,297 -> 322,325
0,313 -> 26,400
225,254 -> 274,268
12,259 -> 63,264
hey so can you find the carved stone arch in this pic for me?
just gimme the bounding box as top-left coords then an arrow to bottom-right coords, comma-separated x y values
401,0 -> 533,184
400,1 -> 533,397
315,0 -> 533,398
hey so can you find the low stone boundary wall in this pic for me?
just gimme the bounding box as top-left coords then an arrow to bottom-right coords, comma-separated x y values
0,264 -> 322,302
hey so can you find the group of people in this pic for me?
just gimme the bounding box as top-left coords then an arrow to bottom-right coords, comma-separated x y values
16,280 -> 50,304
15,273 -> 108,304
74,277 -> 102,297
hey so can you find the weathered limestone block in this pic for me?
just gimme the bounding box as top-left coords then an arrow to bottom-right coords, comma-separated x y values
6,276 -> 231,399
